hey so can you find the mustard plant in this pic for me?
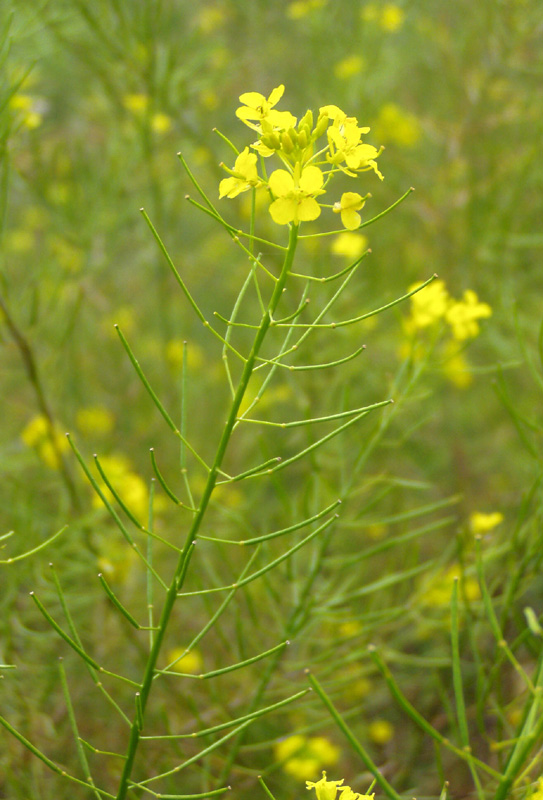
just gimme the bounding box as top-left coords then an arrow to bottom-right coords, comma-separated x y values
1,85 -> 431,798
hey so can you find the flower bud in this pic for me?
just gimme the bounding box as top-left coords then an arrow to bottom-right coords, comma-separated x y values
298,109 -> 313,133
281,131 -> 296,153
314,115 -> 329,139
297,129 -> 308,149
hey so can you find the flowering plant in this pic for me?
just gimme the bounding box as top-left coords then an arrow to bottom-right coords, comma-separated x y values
219,85 -> 383,229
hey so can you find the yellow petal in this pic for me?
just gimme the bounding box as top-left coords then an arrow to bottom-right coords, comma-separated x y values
341,208 -> 361,230
269,197 -> 297,225
269,169 -> 294,197
298,197 -> 322,222
268,85 -> 285,106
299,166 -> 324,193
238,91 -> 267,108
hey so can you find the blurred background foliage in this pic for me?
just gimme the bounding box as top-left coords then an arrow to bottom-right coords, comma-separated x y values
1,0 -> 543,798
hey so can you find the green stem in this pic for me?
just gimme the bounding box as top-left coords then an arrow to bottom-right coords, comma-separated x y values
114,225 -> 299,800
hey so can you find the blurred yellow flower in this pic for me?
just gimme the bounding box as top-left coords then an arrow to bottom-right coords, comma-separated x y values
530,778 -> 543,800
48,235 -> 84,272
469,511 -> 503,534
9,94 -> 43,128
199,88 -> 219,110
92,454 -> 149,520
166,339 -> 205,371
408,279 -> 450,329
5,229 -> 35,253
330,232 -> 368,259
380,4 -> 405,31
151,113 -> 172,133
276,736 -> 340,779
361,3 -> 404,31
338,621 -> 362,638
21,415 -> 69,470
76,406 -> 115,436
374,103 -> 421,148
368,719 -> 394,745
286,0 -> 326,20
123,93 -> 149,114
441,342 -> 473,389
195,5 -> 229,33
445,290 -> 492,341
334,55 -> 365,81
420,564 -> 480,608
166,648 -> 204,674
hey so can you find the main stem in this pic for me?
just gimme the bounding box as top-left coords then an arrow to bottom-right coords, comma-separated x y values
115,224 -> 299,800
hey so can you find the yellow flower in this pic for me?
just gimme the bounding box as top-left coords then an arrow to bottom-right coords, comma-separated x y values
166,648 -> 204,674
445,290 -> 492,341
380,3 -> 405,31
529,778 -> 543,800
151,113 -> 172,133
469,511 -> 504,534
331,232 -> 368,259
276,738 -> 340,780
76,406 -> 115,436
327,119 -> 372,171
306,772 -> 344,800
92,454 -> 149,520
333,192 -> 366,230
236,85 -> 297,132
334,55 -> 365,80
368,719 -> 394,745
21,415 -> 69,470
10,94 -> 43,128
374,103 -> 421,148
268,164 -> 324,225
419,564 -> 480,608
123,93 -> 149,114
287,0 -> 326,19
408,279 -> 450,329
219,147 -> 262,199
442,348 -> 472,389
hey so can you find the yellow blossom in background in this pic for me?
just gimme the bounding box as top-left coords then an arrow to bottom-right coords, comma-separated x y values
445,290 -> 492,341
361,3 -> 404,31
268,165 -> 324,225
48,235 -> 84,272
9,94 -> 43,129
21,415 -> 69,470
469,511 -> 504,534
76,406 -> 115,436
151,113 -> 172,133
441,341 -> 473,389
368,719 -> 394,745
103,307 -> 136,338
219,148 -> 262,199
165,339 -> 205,372
97,538 -> 138,584
419,564 -> 480,608
408,279 -> 450,330
338,620 -> 362,638
374,103 -> 421,148
5,229 -> 35,253
286,0 -> 326,19
331,232 -> 368,259
91,454 -> 149,520
166,648 -> 204,674
123,93 -> 149,114
529,779 -> 543,800
195,4 -> 229,33
334,55 -> 365,81
333,192 -> 366,230
276,736 -> 340,779
199,88 -> 219,111
381,3 -> 405,31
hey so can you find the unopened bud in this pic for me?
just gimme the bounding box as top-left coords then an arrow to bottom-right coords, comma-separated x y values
281,131 -> 295,154
298,109 -> 313,133
314,115 -> 329,139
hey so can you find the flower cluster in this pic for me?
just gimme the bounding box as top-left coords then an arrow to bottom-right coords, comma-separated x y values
219,85 -> 383,229
274,736 -> 340,780
306,772 -> 374,800
405,279 -> 492,341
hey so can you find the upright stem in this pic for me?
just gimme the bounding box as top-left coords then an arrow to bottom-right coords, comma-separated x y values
115,224 -> 299,800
